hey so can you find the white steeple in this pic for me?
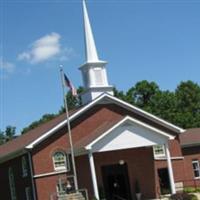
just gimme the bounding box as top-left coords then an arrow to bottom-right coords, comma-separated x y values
80,0 -> 113,104
82,0 -> 99,62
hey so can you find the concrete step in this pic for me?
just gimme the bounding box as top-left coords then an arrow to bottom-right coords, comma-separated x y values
58,192 -> 85,200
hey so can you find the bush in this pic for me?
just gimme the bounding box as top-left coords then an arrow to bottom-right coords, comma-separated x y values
195,187 -> 200,193
171,192 -> 198,200
183,187 -> 196,193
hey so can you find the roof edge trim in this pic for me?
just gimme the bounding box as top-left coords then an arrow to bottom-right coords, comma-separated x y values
25,93 -> 183,149
104,94 -> 185,133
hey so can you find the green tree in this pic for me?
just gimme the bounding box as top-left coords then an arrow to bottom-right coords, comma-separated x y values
5,126 -> 16,141
59,86 -> 84,113
127,80 -> 160,108
21,114 -> 56,134
146,91 -> 177,124
113,87 -> 127,101
0,130 -> 5,145
175,81 -> 200,128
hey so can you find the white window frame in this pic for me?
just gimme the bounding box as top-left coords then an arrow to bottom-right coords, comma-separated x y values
22,156 -> 28,177
25,187 -> 32,200
52,151 -> 69,171
8,167 -> 17,200
56,182 -> 66,195
153,145 -> 166,158
192,160 -> 200,179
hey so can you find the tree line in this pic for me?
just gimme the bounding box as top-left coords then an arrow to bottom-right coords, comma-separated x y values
1,80 -> 200,145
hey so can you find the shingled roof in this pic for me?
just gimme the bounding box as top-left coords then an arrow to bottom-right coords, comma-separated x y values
0,109 -> 79,160
179,128 -> 200,147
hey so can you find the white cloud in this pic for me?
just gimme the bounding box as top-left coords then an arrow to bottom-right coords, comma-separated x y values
18,32 -> 69,64
0,57 -> 15,73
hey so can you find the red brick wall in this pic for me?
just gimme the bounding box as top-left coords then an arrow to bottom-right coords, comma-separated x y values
35,173 -> 67,200
169,138 -> 183,157
94,148 -> 156,199
0,154 -> 33,200
76,155 -> 94,198
182,146 -> 200,187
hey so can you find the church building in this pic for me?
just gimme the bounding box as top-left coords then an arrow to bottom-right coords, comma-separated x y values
0,1 -> 200,200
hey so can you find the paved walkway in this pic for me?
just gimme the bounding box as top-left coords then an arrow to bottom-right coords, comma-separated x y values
194,193 -> 200,200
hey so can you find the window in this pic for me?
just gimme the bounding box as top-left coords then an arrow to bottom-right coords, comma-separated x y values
53,152 -> 69,171
25,187 -> 32,200
153,145 -> 166,157
192,160 -> 200,178
8,167 -> 17,200
22,156 -> 28,177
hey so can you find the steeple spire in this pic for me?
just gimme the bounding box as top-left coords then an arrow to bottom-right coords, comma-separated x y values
82,0 -> 99,62
80,0 -> 113,104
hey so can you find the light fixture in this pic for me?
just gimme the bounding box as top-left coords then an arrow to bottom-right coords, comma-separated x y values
119,160 -> 125,165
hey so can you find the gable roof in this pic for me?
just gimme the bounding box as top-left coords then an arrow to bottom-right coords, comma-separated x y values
0,109 -> 79,161
0,93 -> 184,162
180,128 -> 200,147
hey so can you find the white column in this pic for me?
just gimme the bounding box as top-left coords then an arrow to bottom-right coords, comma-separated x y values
88,151 -> 99,200
164,142 -> 176,194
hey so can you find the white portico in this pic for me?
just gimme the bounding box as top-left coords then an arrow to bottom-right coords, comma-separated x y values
73,114 -> 177,200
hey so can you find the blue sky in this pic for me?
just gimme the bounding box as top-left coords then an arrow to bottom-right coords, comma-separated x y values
0,0 -> 200,133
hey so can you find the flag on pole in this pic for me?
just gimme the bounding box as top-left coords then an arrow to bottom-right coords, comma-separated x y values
63,73 -> 77,97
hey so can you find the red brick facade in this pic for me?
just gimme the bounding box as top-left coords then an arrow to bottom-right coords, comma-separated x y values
182,147 -> 200,187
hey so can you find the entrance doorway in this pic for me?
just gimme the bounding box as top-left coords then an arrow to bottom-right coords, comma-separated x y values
158,168 -> 170,195
101,163 -> 131,200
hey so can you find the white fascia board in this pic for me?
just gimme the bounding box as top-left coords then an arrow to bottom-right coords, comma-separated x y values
86,116 -> 175,150
26,93 -> 182,149
104,94 -> 185,133
25,94 -> 108,149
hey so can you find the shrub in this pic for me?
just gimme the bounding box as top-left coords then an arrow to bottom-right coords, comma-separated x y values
171,192 -> 198,200
183,187 -> 196,193
195,187 -> 200,193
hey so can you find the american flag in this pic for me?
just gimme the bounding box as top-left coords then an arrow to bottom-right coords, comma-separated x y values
63,73 -> 77,97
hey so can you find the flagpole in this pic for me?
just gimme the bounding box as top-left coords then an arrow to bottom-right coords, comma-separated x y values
59,66 -> 78,191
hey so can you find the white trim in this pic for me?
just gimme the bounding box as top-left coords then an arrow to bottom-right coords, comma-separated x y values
154,156 -> 184,161
153,145 -> 166,158
22,156 -> 28,177
33,169 -> 69,179
105,94 -> 184,133
88,151 -> 99,199
165,142 -> 176,194
8,167 -> 17,200
52,151 -> 69,171
86,116 -> 175,150
192,160 -> 200,178
26,94 -> 106,149
26,94 -> 183,149
25,187 -> 31,200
